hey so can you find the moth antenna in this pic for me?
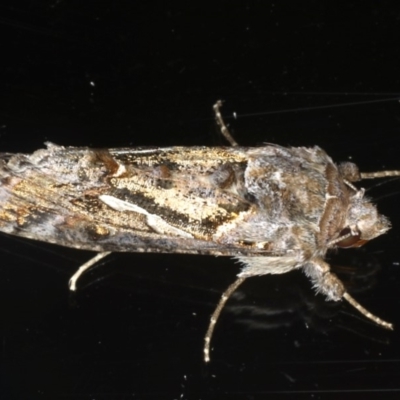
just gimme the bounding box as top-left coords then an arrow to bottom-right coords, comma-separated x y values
213,100 -> 239,147
327,231 -> 354,247
343,179 -> 358,192
69,251 -> 111,291
361,170 -> 400,179
343,292 -> 393,330
204,276 -> 246,362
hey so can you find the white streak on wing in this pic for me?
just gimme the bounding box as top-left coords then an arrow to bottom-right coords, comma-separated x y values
113,164 -> 127,177
109,147 -> 176,155
99,194 -> 194,238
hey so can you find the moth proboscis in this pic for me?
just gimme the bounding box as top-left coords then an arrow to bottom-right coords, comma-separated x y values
0,101 -> 398,363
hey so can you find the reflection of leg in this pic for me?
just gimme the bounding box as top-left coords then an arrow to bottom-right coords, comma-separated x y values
304,257 -> 393,329
69,251 -> 111,291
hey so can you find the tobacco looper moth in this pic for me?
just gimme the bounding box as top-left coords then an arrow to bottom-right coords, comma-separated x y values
0,101 -> 398,362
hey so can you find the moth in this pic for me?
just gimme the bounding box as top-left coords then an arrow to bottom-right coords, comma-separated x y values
0,101 -> 398,362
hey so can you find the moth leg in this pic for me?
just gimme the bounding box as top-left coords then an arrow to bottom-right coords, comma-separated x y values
342,292 -> 393,329
204,276 -> 246,362
304,258 -> 393,330
69,251 -> 111,291
213,100 -> 239,147
338,162 -> 400,182
361,170 -> 400,179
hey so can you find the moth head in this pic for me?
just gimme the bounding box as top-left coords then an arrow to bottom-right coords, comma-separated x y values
335,189 -> 390,248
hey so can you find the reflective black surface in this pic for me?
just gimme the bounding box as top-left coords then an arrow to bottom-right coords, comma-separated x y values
1,2 -> 400,399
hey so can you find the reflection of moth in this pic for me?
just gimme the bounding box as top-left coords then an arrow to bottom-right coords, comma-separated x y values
0,101 -> 397,362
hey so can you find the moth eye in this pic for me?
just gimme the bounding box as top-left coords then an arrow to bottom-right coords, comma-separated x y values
336,227 -> 368,248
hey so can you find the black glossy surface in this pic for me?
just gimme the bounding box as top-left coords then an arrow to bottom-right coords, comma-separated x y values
1,2 -> 400,399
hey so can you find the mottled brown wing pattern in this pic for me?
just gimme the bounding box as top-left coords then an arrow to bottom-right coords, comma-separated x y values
0,144 -> 275,256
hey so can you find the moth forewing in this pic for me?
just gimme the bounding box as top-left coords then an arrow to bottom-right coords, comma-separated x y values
0,101 -> 397,364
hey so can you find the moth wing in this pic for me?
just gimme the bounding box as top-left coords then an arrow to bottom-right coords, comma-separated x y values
0,146 -> 276,257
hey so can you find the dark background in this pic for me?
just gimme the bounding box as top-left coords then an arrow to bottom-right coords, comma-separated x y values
1,2 -> 400,399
